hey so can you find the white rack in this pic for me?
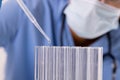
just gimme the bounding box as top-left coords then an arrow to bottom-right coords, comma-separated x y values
35,46 -> 103,80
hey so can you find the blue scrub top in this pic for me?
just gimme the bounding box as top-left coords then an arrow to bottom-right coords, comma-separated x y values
0,0 -> 120,80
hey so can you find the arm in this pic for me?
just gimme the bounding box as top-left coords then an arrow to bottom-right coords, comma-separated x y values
0,0 -> 19,46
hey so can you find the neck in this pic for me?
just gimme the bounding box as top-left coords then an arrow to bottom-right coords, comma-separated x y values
70,29 -> 99,46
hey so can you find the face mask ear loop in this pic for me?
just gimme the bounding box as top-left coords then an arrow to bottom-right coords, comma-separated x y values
103,32 -> 117,80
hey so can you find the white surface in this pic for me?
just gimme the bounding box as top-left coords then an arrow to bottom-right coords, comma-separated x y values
0,47 -> 7,80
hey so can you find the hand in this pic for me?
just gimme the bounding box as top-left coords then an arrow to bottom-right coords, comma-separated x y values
100,0 -> 120,8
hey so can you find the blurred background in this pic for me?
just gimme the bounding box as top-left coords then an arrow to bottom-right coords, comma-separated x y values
0,47 -> 7,80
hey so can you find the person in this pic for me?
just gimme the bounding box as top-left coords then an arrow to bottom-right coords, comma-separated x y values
0,0 -> 120,80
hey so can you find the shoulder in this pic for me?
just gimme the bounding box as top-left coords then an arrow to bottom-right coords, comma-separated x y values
0,0 -> 21,38
0,0 -> 21,28
0,0 -> 20,19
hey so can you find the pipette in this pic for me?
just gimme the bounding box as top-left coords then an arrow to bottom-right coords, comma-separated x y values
16,0 -> 51,44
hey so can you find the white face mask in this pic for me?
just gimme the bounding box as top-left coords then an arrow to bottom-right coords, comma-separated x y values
64,0 -> 120,39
